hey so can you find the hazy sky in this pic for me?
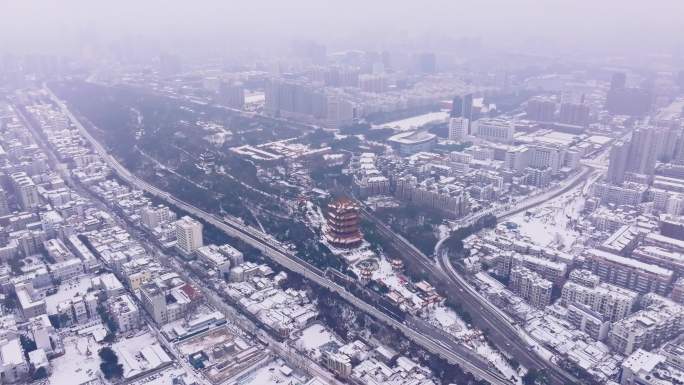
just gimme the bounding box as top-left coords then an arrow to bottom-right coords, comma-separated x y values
2,0 -> 683,57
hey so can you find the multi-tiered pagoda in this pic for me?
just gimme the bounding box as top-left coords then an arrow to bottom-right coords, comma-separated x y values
325,197 -> 363,249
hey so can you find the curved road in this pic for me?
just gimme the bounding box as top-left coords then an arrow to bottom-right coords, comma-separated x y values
362,164 -> 596,385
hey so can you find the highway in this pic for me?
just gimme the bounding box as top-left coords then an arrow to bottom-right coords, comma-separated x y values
45,88 -> 516,384
361,163 -> 598,385
364,211 -> 577,385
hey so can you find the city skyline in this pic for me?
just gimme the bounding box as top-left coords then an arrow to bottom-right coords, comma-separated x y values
1,3 -> 684,385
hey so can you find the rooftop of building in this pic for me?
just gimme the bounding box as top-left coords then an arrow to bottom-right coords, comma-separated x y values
387,130 -> 437,145
587,248 -> 674,277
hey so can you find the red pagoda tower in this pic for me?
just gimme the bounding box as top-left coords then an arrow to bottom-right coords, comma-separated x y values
325,197 -> 363,249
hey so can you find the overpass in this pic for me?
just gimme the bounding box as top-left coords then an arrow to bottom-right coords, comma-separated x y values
363,209 -> 580,385
361,162 -> 597,385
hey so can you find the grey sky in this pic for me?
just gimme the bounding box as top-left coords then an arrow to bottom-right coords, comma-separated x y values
2,0 -> 683,57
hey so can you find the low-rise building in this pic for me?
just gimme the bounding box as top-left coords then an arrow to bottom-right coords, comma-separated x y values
55,292 -> 98,326
620,348 -> 684,385
195,245 -> 232,277
0,338 -> 29,383
140,274 -> 198,325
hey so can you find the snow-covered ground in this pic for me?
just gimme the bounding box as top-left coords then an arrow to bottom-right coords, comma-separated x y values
430,306 -> 468,336
128,366 -> 201,385
49,334 -> 102,385
370,256 -> 424,306
506,187 -> 586,251
245,92 -> 265,105
44,275 -> 93,314
303,201 -> 326,230
474,342 -> 525,384
373,111 -> 450,131
426,305 -> 523,382
295,323 -> 340,354
236,359 -> 308,385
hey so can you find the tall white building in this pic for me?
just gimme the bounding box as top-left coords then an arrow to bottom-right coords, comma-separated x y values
561,269 -> 638,322
326,97 -> 354,129
10,172 -> 40,210
175,216 -> 204,255
0,188 -> 9,215
471,118 -> 515,143
509,265 -> 552,309
609,294 -> 684,355
529,145 -> 563,174
448,117 -> 469,141
505,146 -> 530,172
607,140 -> 630,185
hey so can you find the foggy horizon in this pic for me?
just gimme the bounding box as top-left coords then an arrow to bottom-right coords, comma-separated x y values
3,0 -> 684,60
2,2 -> 684,385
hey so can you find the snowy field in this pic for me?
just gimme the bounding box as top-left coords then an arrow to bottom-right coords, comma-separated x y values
430,306 -> 468,336
128,366 -> 200,385
49,334 -> 102,385
235,359 -> 308,385
44,275 -> 93,314
295,323 -> 340,353
474,343 -> 525,384
427,305 -> 523,382
370,256 -> 424,306
507,186 -> 586,251
373,110 -> 450,131
245,92 -> 265,105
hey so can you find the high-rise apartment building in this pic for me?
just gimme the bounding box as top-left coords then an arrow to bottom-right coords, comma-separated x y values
509,253 -> 567,283
611,72 -> 627,90
462,93 -> 473,123
561,269 -> 638,322
0,188 -> 9,215
450,95 -> 463,118
358,74 -> 388,93
627,127 -> 664,177
672,278 -> 684,304
509,265 -> 552,309
140,277 -> 196,325
609,294 -> 684,355
451,94 -> 474,134
141,205 -> 174,229
218,81 -> 245,109
526,98 -> 556,122
326,97 -> 355,129
606,72 -> 652,116
558,102 -> 590,127
607,140 -> 631,184
10,172 -> 40,210
448,117 -> 469,141
414,52 -> 436,74
174,216 -> 204,255
627,128 -> 655,176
